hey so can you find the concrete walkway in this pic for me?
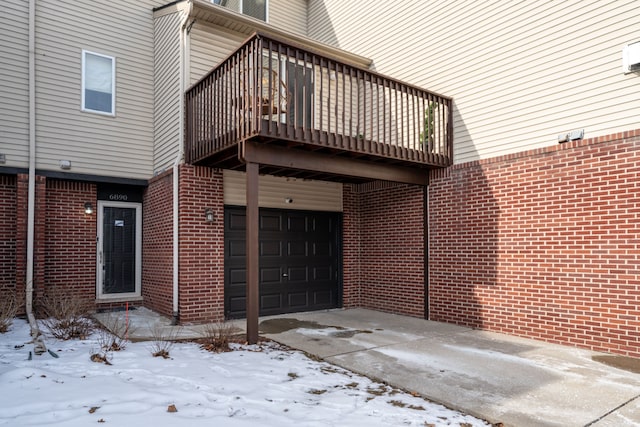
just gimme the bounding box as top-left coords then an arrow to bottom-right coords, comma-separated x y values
259,309 -> 640,427
96,307 -> 640,427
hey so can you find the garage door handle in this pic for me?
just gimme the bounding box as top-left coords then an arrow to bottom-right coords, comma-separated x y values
282,273 -> 289,278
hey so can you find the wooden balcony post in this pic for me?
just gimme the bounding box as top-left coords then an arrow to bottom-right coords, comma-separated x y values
245,161 -> 259,344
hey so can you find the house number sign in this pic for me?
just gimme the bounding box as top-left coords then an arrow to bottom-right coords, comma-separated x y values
108,193 -> 129,201
97,184 -> 143,203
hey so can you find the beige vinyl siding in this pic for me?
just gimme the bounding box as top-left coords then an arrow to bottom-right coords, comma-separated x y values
268,0 -> 307,36
224,170 -> 343,212
212,0 -> 307,35
0,0 -> 29,168
308,0 -> 640,164
189,21 -> 247,85
33,0 -> 163,179
153,10 -> 183,174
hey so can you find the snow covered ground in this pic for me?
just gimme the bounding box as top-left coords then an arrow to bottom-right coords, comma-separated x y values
0,319 -> 489,426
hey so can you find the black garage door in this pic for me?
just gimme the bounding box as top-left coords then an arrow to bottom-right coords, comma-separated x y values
224,206 -> 342,318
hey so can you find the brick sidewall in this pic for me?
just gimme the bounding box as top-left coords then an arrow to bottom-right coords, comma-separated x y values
0,175 -> 18,308
344,182 -> 425,317
177,165 -> 224,323
43,179 -> 96,305
142,170 -> 174,318
429,130 -> 640,357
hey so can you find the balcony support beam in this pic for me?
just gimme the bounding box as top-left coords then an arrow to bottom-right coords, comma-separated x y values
239,140 -> 428,186
245,161 -> 260,345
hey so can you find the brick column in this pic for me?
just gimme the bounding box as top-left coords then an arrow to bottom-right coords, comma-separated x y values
177,165 -> 225,323
342,184 -> 361,308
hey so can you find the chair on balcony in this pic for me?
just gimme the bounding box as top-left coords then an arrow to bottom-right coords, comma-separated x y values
239,68 -> 290,120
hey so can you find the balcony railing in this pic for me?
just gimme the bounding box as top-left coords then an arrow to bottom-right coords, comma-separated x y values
185,32 -> 453,168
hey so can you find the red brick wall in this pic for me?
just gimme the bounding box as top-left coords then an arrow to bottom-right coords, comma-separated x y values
177,165 -> 225,323
142,170 -> 174,318
344,182 -> 425,317
43,180 -> 96,304
34,176 -> 46,301
342,184 -> 360,308
429,130 -> 640,357
0,175 -> 17,306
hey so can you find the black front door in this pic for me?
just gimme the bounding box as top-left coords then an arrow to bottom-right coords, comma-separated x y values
98,202 -> 141,298
225,207 -> 341,318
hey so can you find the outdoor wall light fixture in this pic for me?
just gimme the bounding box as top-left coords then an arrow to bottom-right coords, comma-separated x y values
84,202 -> 94,215
59,160 -> 72,170
285,198 -> 293,204
204,208 -> 215,223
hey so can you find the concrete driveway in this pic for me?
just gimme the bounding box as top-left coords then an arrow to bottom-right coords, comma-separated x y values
257,309 -> 640,427
96,306 -> 640,426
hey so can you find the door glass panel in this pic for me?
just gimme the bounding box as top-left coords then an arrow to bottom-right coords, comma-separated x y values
102,207 -> 136,294
287,62 -> 313,128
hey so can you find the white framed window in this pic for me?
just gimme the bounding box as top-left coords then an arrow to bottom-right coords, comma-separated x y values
213,0 -> 268,22
81,50 -> 115,115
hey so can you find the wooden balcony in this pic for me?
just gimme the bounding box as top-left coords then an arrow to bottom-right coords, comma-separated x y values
185,32 -> 453,184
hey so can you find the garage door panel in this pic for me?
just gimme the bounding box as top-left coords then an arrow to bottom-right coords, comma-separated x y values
260,213 -> 282,231
287,241 -> 307,256
312,216 -> 333,233
313,290 -> 332,305
287,266 -> 308,282
261,293 -> 282,310
260,240 -> 282,257
229,268 -> 246,285
228,240 -> 246,257
287,215 -> 307,232
260,267 -> 282,284
228,212 -> 246,230
313,266 -> 332,281
228,295 -> 246,313
313,241 -> 332,256
225,206 -> 341,318
288,292 -> 308,308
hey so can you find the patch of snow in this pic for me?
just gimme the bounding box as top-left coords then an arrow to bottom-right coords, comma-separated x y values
0,319 -> 488,426
295,327 -> 338,337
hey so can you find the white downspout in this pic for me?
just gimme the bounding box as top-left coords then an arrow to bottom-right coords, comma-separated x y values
26,0 -> 46,354
171,1 -> 192,324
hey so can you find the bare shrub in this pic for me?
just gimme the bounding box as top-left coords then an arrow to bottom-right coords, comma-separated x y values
90,335 -> 113,366
201,321 -> 236,353
148,324 -> 181,359
0,293 -> 18,333
90,314 -> 137,365
97,314 -> 134,352
38,290 -> 94,340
